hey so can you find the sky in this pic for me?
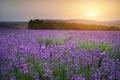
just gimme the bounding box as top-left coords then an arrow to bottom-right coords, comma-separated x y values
0,0 -> 120,21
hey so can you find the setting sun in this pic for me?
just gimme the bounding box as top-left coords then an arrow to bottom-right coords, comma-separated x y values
86,11 -> 97,20
88,11 -> 96,17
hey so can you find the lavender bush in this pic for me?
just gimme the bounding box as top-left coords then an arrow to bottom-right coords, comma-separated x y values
0,30 -> 120,80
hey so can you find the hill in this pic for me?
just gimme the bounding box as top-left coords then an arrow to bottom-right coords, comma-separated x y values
0,22 -> 28,29
28,19 -> 120,30
41,19 -> 120,27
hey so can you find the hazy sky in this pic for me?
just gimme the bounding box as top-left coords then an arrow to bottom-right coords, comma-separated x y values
0,0 -> 120,21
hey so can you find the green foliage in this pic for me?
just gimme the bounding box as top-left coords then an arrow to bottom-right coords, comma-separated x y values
45,38 -> 53,46
99,42 -> 112,52
76,41 -> 115,54
99,42 -> 116,58
38,38 -> 43,45
52,38 -> 66,45
38,38 -> 66,46
77,41 -> 98,50
112,50 -> 120,61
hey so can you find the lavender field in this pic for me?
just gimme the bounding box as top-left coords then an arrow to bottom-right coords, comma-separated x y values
0,30 -> 120,80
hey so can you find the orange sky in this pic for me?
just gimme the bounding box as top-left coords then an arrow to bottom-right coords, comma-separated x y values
0,0 -> 120,21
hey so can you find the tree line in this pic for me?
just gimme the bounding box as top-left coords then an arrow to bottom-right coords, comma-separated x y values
28,19 -> 120,30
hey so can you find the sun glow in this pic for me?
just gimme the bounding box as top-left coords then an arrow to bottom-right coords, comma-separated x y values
88,11 -> 96,17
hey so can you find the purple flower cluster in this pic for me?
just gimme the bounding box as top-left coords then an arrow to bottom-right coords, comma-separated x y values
0,30 -> 120,80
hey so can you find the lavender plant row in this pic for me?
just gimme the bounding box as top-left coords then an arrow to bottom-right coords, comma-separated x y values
0,30 -> 120,80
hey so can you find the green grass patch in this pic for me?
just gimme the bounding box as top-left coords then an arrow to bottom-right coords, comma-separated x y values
76,41 -> 98,50
38,38 -> 66,46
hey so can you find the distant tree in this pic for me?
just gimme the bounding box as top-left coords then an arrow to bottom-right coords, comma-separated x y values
28,19 -> 33,28
28,19 -> 44,29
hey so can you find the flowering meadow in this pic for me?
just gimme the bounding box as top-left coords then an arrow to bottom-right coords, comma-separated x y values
0,30 -> 120,80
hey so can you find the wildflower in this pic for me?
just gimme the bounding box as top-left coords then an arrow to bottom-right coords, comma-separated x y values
71,75 -> 85,80
10,77 -> 14,80
41,44 -> 46,49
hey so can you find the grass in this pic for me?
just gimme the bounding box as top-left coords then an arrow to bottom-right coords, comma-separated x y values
38,38 -> 66,46
76,41 -> 115,54
76,41 -> 98,51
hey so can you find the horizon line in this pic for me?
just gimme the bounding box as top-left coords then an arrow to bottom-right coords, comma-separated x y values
0,18 -> 120,22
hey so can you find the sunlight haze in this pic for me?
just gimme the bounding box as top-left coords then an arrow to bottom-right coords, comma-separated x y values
0,0 -> 120,21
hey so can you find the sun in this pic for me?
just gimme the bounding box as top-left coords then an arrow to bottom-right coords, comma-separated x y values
88,11 -> 96,18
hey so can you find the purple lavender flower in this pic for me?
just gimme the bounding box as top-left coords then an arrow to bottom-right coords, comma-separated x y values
71,75 -> 85,80
0,30 -> 120,80
34,72 -> 40,80
10,77 -> 14,80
